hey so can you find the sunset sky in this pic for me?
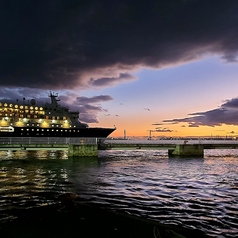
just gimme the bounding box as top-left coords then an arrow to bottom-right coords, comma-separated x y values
1,0 -> 238,138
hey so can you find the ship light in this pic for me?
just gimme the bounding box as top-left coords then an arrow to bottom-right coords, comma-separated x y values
52,120 -> 55,123
5,117 -> 8,120
39,119 -> 42,122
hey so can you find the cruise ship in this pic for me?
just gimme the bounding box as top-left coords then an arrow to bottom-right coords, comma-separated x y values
0,92 -> 116,138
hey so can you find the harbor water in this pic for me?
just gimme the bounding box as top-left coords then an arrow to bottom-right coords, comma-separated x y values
0,140 -> 238,237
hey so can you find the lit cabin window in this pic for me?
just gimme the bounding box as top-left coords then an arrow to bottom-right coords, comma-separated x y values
9,104 -> 13,107
40,107 -> 43,110
35,107 -> 38,110
20,106 -> 23,109
30,106 -> 33,110
37,124 -> 39,126
14,105 -> 18,108
27,129 -> 29,131
4,103 -> 8,107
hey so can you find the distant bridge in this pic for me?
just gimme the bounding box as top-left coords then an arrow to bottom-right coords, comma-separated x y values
101,140 -> 238,156
1,137 -> 238,157
102,142 -> 238,150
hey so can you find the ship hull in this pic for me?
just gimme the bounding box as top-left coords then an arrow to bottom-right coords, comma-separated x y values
0,126 -> 115,138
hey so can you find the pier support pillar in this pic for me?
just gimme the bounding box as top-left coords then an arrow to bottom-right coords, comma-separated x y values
68,144 -> 98,157
168,144 -> 204,157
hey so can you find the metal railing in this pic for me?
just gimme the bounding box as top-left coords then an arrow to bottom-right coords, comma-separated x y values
0,137 -> 99,145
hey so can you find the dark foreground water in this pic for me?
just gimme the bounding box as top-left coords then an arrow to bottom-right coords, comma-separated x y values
0,145 -> 238,237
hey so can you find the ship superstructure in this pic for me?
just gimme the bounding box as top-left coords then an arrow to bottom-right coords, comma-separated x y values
0,92 -> 115,137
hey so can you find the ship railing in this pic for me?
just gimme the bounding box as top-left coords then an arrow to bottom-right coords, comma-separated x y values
0,137 -> 99,145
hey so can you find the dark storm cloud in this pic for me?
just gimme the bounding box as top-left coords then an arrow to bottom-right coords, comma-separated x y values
155,127 -> 174,133
89,73 -> 135,87
0,0 -> 238,89
73,95 -> 113,123
163,97 -> 238,127
76,95 -> 113,104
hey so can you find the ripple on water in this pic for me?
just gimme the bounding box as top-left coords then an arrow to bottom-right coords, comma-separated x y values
0,149 -> 238,237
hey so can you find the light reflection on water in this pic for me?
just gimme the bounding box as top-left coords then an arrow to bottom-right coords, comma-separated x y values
0,148 -> 238,237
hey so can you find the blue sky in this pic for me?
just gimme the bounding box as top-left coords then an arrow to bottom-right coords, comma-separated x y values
85,56 -> 238,137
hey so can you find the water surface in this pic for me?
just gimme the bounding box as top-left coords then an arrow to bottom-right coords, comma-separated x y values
0,146 -> 238,238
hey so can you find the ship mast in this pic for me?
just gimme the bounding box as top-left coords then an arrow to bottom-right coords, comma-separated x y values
49,92 -> 60,106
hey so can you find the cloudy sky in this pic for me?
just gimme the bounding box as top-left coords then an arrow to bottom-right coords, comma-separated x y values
1,0 -> 238,138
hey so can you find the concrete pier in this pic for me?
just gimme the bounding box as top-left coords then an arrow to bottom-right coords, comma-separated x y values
68,144 -> 98,157
168,144 -> 204,157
